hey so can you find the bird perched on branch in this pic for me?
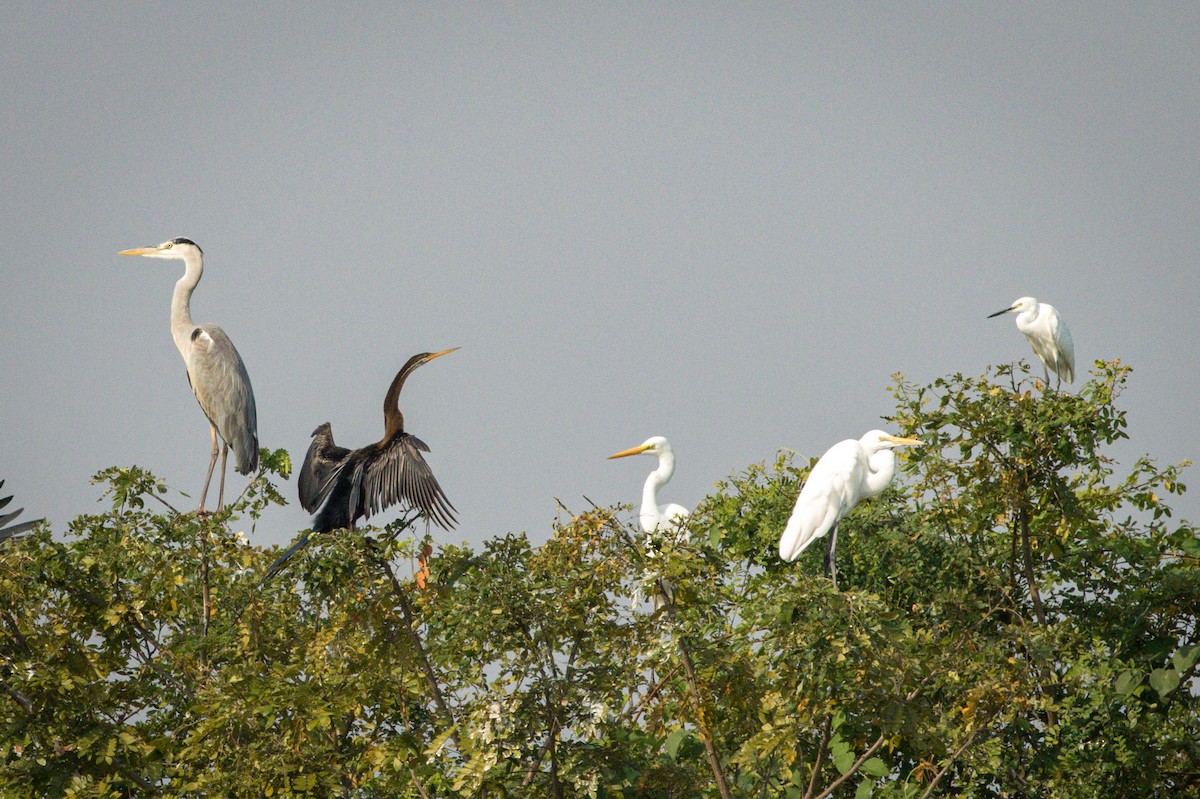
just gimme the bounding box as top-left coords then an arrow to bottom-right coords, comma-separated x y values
779,430 -> 922,590
609,436 -> 689,609
988,296 -> 1075,389
119,238 -> 258,512
607,436 -> 688,537
298,349 -> 459,534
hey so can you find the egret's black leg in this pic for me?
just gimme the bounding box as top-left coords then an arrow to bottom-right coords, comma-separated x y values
824,524 -> 839,591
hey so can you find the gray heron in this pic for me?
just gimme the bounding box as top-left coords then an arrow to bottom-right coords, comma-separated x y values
298,349 -> 458,534
119,238 -> 258,513
779,430 -> 922,590
988,296 -> 1076,389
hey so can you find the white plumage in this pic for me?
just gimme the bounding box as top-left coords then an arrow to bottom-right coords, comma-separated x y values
779,430 -> 922,589
988,296 -> 1075,388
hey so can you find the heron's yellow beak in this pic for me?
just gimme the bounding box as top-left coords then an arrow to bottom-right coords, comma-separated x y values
608,443 -> 652,460
118,247 -> 158,256
883,435 -> 924,447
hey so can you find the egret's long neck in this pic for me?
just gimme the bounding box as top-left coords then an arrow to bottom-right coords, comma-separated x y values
169,251 -> 203,356
862,449 -> 897,498
640,450 -> 675,528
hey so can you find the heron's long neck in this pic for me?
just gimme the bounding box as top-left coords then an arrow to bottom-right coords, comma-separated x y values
862,450 -> 897,498
169,252 -> 203,356
641,451 -> 675,525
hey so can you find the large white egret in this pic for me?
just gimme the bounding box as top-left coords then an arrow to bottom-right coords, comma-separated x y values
608,436 -> 689,536
779,430 -> 922,590
609,436 -> 689,609
120,238 -> 258,512
987,296 -> 1075,389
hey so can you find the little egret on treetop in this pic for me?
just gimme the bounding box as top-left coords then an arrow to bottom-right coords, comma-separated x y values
779,430 -> 923,590
298,349 -> 459,534
988,296 -> 1075,389
119,238 -> 258,513
608,436 -> 689,537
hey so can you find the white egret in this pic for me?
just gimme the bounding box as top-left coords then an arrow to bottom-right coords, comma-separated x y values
609,436 -> 689,609
119,238 -> 258,512
779,430 -> 922,590
987,296 -> 1075,389
608,436 -> 689,536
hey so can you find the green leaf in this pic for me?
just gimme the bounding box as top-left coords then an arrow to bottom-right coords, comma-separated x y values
830,738 -> 854,774
1149,667 -> 1181,698
1114,670 -> 1142,695
860,757 -> 888,778
1171,644 -> 1200,673
855,780 -> 875,799
664,728 -> 688,760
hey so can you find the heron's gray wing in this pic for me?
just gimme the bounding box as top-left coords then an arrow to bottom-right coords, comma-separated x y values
298,423 -> 352,513
186,324 -> 259,474
0,480 -> 42,544
359,434 -> 457,530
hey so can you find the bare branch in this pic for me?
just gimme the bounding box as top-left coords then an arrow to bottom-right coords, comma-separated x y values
812,733 -> 886,799
919,729 -> 980,799
803,712 -> 832,799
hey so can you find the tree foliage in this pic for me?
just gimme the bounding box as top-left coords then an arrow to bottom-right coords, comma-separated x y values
1,362 -> 1196,797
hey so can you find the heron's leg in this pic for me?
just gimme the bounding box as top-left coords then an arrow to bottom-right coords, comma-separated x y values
216,443 -> 229,512
198,424 -> 220,512
823,525 -> 839,592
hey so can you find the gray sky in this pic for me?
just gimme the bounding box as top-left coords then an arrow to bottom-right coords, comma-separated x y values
3,4 -> 1197,549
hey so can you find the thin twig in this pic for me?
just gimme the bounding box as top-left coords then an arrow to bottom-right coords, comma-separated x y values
373,547 -> 459,751
665,615 -> 732,799
812,733 -> 886,799
407,763 -> 433,799
627,663 -> 684,722
918,729 -> 980,799
598,510 -> 733,799
197,522 -> 211,674
804,712 -> 832,799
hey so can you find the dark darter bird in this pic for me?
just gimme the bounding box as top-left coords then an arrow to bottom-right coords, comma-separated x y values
299,349 -> 459,534
0,480 -> 43,544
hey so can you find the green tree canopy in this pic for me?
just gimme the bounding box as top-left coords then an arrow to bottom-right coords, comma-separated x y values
1,361 -> 1196,797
